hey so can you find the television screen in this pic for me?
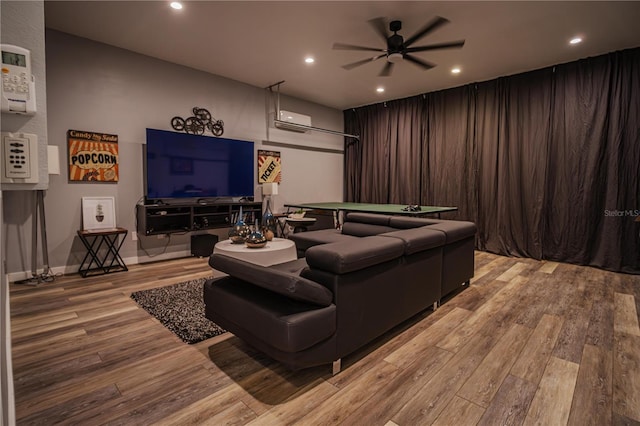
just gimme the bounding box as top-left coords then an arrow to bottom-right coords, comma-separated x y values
145,129 -> 254,201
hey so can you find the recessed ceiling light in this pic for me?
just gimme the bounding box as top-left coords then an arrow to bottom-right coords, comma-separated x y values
170,2 -> 183,10
451,67 -> 461,74
569,37 -> 582,45
305,57 -> 315,64
376,87 -> 385,93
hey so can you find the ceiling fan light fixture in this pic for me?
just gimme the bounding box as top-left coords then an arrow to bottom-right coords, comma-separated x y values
388,52 -> 403,63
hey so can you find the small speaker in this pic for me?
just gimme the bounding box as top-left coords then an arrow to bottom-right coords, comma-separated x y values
190,234 -> 219,258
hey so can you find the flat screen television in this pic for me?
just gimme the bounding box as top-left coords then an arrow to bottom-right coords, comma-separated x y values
144,128 -> 254,203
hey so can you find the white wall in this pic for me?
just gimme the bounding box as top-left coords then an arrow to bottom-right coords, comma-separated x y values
4,29 -> 344,278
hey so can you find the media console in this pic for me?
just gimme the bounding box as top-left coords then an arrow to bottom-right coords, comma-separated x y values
136,201 -> 262,236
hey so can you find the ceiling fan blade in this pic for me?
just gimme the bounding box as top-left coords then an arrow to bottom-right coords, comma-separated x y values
404,54 -> 436,71
404,16 -> 449,48
342,54 -> 387,70
406,40 -> 466,53
333,42 -> 386,52
379,61 -> 394,77
368,17 -> 389,42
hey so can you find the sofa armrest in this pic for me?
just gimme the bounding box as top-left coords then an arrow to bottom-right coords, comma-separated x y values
209,254 -> 334,306
305,236 -> 404,274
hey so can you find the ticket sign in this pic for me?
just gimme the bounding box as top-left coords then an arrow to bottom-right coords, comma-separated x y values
258,150 -> 281,183
68,129 -> 119,182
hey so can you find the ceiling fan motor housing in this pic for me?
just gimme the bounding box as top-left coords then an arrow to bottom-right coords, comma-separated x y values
387,34 -> 405,54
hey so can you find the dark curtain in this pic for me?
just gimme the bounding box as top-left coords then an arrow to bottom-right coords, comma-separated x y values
344,47 -> 640,274
544,50 -> 640,273
387,97 -> 425,204
344,104 -> 391,203
424,87 -> 475,216
475,70 -> 554,258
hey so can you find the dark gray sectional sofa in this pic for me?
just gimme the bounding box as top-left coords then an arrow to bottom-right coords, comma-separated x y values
204,212 -> 476,372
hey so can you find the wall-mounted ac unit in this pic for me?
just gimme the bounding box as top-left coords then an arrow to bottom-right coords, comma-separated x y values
275,110 -> 312,133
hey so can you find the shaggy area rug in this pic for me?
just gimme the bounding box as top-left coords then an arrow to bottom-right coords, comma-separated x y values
130,277 -> 226,344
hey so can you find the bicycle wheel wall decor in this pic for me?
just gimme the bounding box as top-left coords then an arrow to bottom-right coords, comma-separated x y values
170,107 -> 224,136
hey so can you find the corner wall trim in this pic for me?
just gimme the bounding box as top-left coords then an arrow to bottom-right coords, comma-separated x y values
262,140 -> 344,154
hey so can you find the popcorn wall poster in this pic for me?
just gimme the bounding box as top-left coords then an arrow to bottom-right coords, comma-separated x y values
258,150 -> 281,183
68,130 -> 119,182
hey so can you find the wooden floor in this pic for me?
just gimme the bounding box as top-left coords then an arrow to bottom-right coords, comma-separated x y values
9,252 -> 640,425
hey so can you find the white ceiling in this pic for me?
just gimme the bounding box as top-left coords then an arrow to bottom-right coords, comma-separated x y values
44,1 -> 640,110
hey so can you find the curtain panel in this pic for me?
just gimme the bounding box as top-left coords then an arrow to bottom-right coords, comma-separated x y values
343,47 -> 640,274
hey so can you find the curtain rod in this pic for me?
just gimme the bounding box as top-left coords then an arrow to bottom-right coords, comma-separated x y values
263,139 -> 344,154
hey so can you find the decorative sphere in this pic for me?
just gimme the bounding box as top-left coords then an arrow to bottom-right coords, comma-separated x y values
228,222 -> 250,244
245,228 -> 267,248
262,227 -> 275,241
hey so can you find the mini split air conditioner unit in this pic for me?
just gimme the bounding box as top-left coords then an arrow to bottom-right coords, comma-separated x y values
275,110 -> 312,133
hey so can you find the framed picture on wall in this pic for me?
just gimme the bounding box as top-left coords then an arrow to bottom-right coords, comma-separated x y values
82,196 -> 116,231
68,130 -> 119,182
258,150 -> 282,183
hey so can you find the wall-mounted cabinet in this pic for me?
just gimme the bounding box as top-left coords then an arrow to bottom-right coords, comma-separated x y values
136,201 -> 262,236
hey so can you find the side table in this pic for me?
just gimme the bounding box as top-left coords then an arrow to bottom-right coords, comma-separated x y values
77,227 -> 128,278
273,213 -> 289,238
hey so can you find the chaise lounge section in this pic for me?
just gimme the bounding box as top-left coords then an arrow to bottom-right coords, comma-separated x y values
204,212 -> 476,372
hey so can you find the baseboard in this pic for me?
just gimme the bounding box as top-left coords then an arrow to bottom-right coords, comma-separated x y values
6,250 -> 191,283
135,250 -> 191,264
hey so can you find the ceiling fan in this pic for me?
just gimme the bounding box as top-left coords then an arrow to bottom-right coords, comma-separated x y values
333,16 -> 465,76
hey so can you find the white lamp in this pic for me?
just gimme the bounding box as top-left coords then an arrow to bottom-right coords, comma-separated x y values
262,182 -> 278,196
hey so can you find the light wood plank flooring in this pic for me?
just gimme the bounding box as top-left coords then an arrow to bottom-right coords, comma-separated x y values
9,252 -> 640,425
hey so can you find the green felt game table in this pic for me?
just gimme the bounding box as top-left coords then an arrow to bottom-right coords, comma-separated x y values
284,202 -> 457,219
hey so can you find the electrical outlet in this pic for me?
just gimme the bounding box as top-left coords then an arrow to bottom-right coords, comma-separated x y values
132,231 -> 137,241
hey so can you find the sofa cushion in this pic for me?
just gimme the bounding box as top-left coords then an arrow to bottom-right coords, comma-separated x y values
209,254 -> 333,306
389,216 -> 441,229
380,227 -> 446,255
288,229 -> 357,252
425,221 -> 477,243
204,276 -> 336,353
305,236 -> 404,274
344,212 -> 392,226
341,222 -> 397,237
